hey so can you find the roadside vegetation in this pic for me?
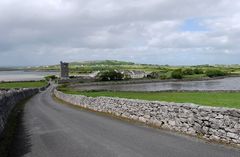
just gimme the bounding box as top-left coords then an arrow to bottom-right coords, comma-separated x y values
44,75 -> 58,81
0,81 -> 47,89
58,86 -> 240,109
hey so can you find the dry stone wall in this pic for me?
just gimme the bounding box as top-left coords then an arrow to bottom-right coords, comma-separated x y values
54,89 -> 240,146
0,88 -> 39,135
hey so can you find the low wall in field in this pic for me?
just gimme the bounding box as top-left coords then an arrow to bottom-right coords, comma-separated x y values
54,89 -> 240,146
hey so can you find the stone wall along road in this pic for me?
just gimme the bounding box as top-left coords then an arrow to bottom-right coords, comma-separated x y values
0,84 -> 49,136
54,89 -> 240,146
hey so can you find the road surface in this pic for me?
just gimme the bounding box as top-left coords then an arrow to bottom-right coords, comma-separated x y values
11,86 -> 240,157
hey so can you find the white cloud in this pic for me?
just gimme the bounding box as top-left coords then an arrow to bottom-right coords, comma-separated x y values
0,0 -> 240,65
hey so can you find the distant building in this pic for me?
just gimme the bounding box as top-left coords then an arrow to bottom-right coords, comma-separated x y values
130,70 -> 147,79
117,70 -> 147,79
88,71 -> 100,78
60,61 -> 69,79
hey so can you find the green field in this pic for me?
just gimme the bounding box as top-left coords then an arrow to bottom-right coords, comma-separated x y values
59,88 -> 240,109
0,81 -> 48,89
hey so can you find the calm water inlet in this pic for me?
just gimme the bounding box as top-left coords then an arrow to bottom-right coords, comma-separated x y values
76,77 -> 240,91
0,71 -> 58,81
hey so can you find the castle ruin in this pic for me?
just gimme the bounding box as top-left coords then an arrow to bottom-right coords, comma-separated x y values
60,61 -> 69,79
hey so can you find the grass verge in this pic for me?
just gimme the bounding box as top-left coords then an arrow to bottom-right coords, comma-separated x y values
0,81 -> 47,89
59,87 -> 240,109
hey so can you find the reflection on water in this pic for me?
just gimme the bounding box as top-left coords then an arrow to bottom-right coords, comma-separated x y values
78,77 -> 240,91
0,71 -> 58,81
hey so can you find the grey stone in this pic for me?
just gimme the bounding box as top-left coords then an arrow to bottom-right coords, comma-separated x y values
227,132 -> 238,139
193,123 -> 202,133
54,89 -> 240,145
215,114 -> 224,119
210,135 -> 220,140
187,128 -> 196,135
168,120 -> 176,126
144,115 -> 151,119
139,117 -> 147,123
0,88 -> 40,136
202,126 -> 209,134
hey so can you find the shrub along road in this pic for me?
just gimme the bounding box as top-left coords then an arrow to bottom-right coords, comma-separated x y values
11,86 -> 239,157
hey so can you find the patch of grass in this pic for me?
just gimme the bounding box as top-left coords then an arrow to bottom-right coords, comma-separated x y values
0,81 -> 47,89
183,74 -> 207,79
59,87 -> 240,109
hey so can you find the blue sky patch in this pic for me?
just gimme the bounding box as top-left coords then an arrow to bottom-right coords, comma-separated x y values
180,19 -> 209,32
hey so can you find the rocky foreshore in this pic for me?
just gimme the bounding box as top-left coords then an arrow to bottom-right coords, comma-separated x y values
54,89 -> 240,146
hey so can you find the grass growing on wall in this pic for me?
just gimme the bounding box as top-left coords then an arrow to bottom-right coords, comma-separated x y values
0,81 -> 47,89
59,87 -> 240,109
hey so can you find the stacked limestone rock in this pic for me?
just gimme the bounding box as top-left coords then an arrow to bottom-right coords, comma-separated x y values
0,90 -> 7,95
54,89 -> 240,146
0,88 -> 39,136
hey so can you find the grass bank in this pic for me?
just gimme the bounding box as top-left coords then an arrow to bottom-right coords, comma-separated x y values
0,81 -> 47,89
59,87 -> 240,109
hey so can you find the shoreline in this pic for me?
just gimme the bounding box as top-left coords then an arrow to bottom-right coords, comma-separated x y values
69,75 -> 240,87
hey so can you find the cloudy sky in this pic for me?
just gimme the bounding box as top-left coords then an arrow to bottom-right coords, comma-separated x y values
1,0 -> 240,66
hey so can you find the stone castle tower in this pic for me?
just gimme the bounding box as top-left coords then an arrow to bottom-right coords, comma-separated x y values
60,61 -> 69,79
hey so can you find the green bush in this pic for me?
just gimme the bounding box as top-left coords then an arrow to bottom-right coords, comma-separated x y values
183,69 -> 194,75
123,74 -> 131,80
171,69 -> 183,79
147,72 -> 160,79
193,68 -> 204,74
160,75 -> 167,80
205,69 -> 227,78
44,75 -> 57,81
69,76 -> 76,79
97,70 -> 124,81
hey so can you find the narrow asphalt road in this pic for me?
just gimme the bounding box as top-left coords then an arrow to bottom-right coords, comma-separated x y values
11,86 -> 239,157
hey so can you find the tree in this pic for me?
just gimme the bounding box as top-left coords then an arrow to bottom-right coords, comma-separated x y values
44,75 -> 57,81
97,70 -> 124,81
183,69 -> 194,75
205,69 -> 227,78
171,69 -> 183,79
193,68 -> 204,74
147,72 -> 160,79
